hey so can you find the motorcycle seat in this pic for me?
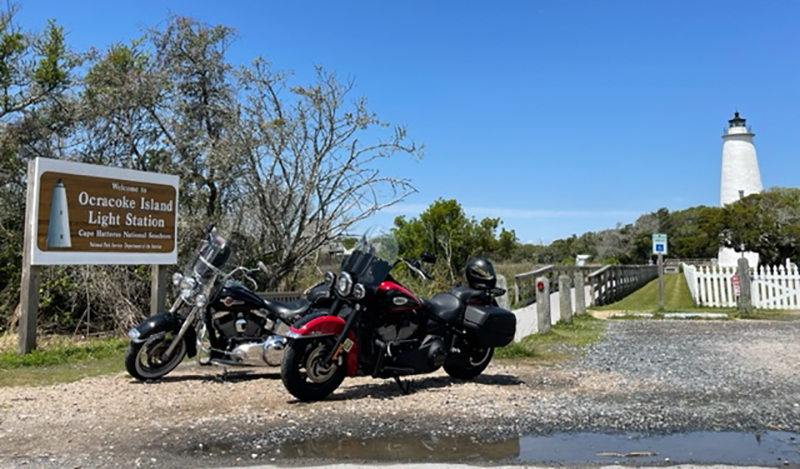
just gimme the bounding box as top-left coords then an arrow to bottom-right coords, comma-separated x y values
424,292 -> 462,324
262,298 -> 311,323
447,285 -> 490,305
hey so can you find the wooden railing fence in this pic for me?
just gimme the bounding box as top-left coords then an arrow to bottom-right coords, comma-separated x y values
513,265 -> 601,307
587,265 -> 658,306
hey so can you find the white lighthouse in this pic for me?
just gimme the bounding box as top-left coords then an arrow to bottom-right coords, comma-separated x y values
720,111 -> 763,206
46,179 -> 72,249
719,111 -> 762,266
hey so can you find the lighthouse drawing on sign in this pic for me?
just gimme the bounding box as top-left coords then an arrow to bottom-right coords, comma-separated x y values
46,179 -> 72,249
719,111 -> 762,266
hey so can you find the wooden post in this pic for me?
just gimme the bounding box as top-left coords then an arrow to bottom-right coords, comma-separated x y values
150,265 -> 169,315
495,274 -> 510,310
575,272 -> 586,315
18,160 -> 40,355
514,276 -> 520,305
658,254 -> 664,311
535,276 -> 551,334
559,274 -> 573,324
738,257 -> 753,315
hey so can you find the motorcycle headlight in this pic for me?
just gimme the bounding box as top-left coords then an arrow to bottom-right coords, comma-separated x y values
195,293 -> 208,307
324,271 -> 336,287
180,277 -> 198,291
337,272 -> 353,297
172,272 -> 184,286
353,283 -> 366,300
181,288 -> 194,299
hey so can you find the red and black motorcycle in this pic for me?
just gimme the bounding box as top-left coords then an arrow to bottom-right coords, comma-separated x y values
280,236 -> 517,401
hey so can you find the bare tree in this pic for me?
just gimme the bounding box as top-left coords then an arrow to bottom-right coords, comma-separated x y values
236,60 -> 421,288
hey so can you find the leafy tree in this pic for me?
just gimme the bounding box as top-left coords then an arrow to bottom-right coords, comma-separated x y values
720,188 -> 800,265
393,199 -> 516,283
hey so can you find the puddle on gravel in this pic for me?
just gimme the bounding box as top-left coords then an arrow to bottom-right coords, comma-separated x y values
277,431 -> 800,465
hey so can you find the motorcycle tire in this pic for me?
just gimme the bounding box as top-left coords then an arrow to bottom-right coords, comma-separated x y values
444,347 -> 494,380
124,334 -> 187,381
281,338 -> 346,402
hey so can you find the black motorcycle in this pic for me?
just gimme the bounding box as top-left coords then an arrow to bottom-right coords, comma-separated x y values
280,236 -> 517,401
125,226 -> 328,381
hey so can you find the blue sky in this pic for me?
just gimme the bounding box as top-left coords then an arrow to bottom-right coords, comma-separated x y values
19,1 -> 800,243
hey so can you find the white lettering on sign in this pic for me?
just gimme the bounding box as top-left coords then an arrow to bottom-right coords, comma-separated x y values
78,191 -> 137,209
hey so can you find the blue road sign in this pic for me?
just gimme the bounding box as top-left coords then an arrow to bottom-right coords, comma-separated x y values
652,233 -> 668,255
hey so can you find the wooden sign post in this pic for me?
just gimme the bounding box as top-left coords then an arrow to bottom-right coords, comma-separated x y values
18,158 -> 179,355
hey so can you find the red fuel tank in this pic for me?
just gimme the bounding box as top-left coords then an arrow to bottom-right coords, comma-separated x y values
376,281 -> 423,313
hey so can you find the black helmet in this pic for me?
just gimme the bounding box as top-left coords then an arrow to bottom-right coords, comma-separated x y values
465,257 -> 496,290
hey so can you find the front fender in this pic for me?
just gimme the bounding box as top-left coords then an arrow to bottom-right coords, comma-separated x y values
286,315 -> 358,377
286,315 -> 346,338
130,312 -> 197,358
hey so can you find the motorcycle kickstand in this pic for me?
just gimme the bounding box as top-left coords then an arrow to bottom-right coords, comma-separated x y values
394,376 -> 412,395
215,367 -> 230,383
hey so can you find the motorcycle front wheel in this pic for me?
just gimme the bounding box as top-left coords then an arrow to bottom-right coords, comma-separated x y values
444,347 -> 494,380
281,338 -> 346,401
124,333 -> 187,381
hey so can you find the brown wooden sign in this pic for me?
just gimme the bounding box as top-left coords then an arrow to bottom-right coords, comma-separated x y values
29,158 -> 179,265
37,172 -> 176,254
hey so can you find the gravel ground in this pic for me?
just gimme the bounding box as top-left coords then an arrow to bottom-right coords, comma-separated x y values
1,319 -> 800,468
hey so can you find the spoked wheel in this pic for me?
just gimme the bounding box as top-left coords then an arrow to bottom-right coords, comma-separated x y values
124,332 -> 187,381
281,338 -> 346,401
444,347 -> 494,380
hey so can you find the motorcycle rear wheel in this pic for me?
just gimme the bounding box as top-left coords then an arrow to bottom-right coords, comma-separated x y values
125,333 -> 187,381
281,338 -> 346,401
444,347 -> 494,380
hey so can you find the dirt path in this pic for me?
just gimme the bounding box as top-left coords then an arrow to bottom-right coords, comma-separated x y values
1,319 -> 800,468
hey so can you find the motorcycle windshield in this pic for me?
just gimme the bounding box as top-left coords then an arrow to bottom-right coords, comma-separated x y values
342,236 -> 392,289
187,233 -> 229,282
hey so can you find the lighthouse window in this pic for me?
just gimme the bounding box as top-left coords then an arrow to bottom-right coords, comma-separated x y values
739,190 -> 745,199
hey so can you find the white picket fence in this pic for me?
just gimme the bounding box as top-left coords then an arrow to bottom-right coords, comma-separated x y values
683,262 -> 800,310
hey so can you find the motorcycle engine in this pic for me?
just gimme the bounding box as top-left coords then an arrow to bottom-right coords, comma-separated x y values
211,309 -> 267,342
375,311 -> 422,343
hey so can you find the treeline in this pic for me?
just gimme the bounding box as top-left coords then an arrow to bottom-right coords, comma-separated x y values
0,8 -> 419,334
394,189 -> 800,283
527,187 -> 800,267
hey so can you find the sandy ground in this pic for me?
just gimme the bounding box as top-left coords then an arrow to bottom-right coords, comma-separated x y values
1,319 -> 800,468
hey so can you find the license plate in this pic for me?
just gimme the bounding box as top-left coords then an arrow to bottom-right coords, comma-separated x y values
342,338 -> 354,352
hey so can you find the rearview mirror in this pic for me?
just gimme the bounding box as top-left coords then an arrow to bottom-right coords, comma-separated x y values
420,251 -> 436,263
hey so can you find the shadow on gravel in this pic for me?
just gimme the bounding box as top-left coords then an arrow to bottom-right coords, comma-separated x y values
128,370 -> 281,384
299,373 -> 524,403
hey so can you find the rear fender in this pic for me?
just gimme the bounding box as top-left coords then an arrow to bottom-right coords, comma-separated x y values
286,315 -> 358,377
131,312 -> 197,358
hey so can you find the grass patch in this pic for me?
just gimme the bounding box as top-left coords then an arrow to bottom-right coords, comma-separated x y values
496,315 -> 605,360
0,336 -> 127,387
591,273 -> 735,314
732,310 -> 800,321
